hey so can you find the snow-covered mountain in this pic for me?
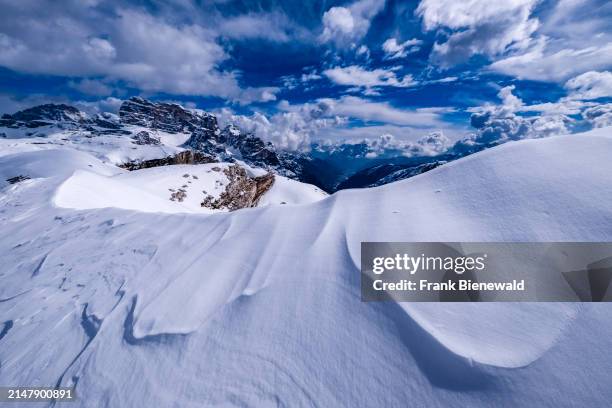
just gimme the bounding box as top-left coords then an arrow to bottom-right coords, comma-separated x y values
1,126 -> 611,406
0,100 -> 328,214
1,99 -> 456,191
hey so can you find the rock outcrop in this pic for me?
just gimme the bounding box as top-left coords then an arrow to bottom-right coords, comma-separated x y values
119,151 -> 217,171
131,130 -> 160,145
200,165 -> 275,211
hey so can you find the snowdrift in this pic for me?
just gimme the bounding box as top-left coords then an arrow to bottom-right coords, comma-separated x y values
1,128 -> 612,407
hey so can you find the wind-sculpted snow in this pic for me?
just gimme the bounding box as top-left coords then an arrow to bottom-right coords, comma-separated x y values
1,129 -> 612,406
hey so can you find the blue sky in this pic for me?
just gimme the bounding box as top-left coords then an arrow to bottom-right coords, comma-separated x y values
0,0 -> 610,151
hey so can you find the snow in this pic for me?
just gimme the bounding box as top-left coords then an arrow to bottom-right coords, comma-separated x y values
1,127 -> 612,406
0,126 -> 187,165
257,175 -> 328,206
54,162 -> 327,214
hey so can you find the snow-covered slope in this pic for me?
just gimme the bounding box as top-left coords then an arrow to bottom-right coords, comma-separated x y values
1,128 -> 612,407
54,163 -> 326,214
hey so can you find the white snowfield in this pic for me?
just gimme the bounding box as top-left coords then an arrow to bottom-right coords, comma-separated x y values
54,163 -> 327,214
0,128 -> 612,407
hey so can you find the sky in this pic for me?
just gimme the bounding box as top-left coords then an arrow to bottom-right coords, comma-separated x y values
0,0 -> 611,151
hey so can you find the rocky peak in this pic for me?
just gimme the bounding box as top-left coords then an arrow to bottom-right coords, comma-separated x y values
119,97 -> 217,134
0,104 -> 87,128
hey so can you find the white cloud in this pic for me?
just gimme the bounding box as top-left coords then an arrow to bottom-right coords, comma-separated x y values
582,103 -> 612,128
215,95 -> 456,150
323,65 -> 417,90
68,78 -> 113,96
322,7 -> 354,37
540,0 -> 612,49
361,131 -> 450,158
416,0 -> 539,67
382,37 -> 423,59
356,45 -> 370,58
478,75 -> 612,135
236,87 -> 280,105
455,84 -> 574,153
488,0 -> 612,82
0,3 -> 278,103
498,85 -> 524,112
217,12 -> 307,42
0,92 -> 123,116
490,40 -> 612,82
301,71 -> 322,82
320,0 -> 386,46
317,96 -> 444,127
564,71 -> 612,100
216,101 -> 346,151
73,97 -> 124,115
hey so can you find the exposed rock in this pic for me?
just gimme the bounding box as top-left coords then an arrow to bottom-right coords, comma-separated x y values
184,123 -> 316,182
131,131 -> 160,145
84,112 -> 130,134
6,175 -> 31,184
119,97 -> 217,134
252,173 -> 275,204
200,165 -> 275,211
170,189 -> 187,202
119,151 -> 217,171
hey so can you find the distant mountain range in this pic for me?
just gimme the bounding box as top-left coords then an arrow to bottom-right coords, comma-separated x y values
1,97 -> 460,192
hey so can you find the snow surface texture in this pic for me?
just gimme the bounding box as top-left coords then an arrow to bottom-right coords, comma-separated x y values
1,128 -> 612,407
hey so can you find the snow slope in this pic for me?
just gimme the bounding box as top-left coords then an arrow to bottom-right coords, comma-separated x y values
1,128 -> 612,407
0,125 -> 187,164
54,163 -> 326,214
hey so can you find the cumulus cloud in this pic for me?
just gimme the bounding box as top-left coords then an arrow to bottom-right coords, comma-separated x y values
320,0 -> 386,46
216,101 -> 346,151
582,104 -> 612,128
323,65 -> 416,91
416,0 -> 539,67
360,131 -> 450,158
454,85 -> 572,154
564,71 -> 612,100
215,94 -> 453,151
0,2 -> 277,104
382,38 -> 423,59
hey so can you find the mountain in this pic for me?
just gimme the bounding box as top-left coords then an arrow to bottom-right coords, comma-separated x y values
335,157 -> 451,189
0,99 -> 451,191
0,99 -> 328,214
1,127 -> 611,406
